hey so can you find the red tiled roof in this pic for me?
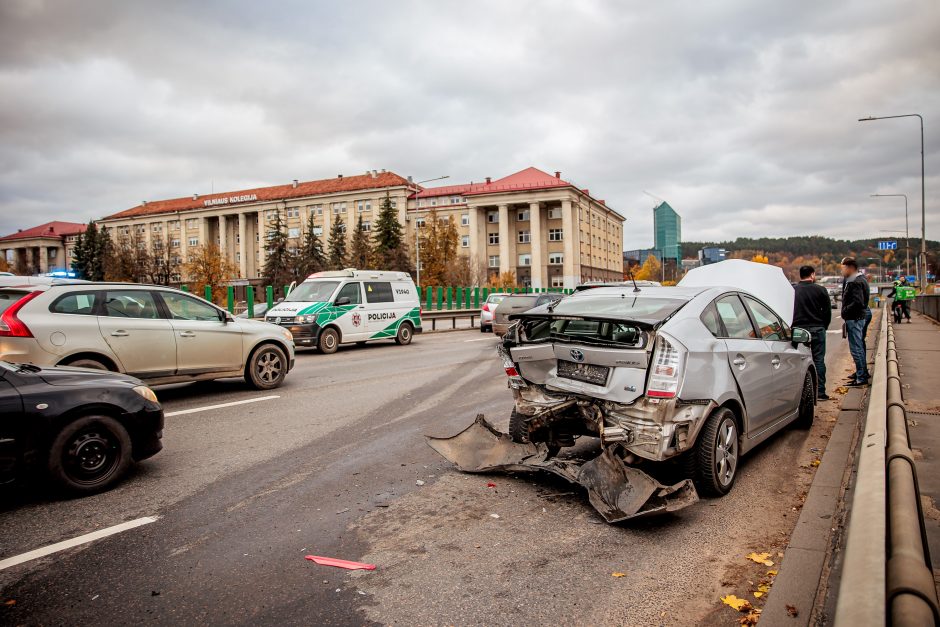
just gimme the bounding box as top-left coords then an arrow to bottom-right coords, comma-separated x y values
0,221 -> 87,242
102,171 -> 413,220
412,168 -> 570,201
413,183 -> 475,199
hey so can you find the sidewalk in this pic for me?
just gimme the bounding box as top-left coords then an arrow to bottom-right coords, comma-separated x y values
892,311 -> 940,592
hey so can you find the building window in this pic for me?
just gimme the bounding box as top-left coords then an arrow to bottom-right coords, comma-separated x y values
310,204 -> 323,215
548,207 -> 562,219
189,237 -> 199,247
518,254 -> 531,266
360,221 -> 372,232
417,199 -> 425,208
170,239 -> 180,248
313,226 -> 323,236
357,199 -> 372,213
461,235 -> 469,248
186,218 -> 198,228
390,199 -> 397,208
488,255 -> 500,268
551,276 -> 564,288
332,202 -> 347,214
286,207 -> 299,218
430,198 -> 438,206
152,223 -> 162,232
451,196 -> 463,205
549,228 -> 563,241
415,217 -> 426,228
288,227 -> 301,238
517,209 -> 530,222
487,211 -> 498,223
549,252 -> 564,265
488,232 -> 499,245
461,213 -> 469,226
518,230 -> 530,243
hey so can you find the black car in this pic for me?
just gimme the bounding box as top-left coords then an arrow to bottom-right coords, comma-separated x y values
0,361 -> 163,494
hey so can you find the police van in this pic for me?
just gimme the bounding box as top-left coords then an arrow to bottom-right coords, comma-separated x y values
264,269 -> 422,353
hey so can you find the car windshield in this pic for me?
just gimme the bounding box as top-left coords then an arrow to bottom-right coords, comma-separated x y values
284,281 -> 340,303
544,295 -> 687,323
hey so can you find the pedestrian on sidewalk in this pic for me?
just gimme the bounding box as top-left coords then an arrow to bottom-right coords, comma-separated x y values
841,257 -> 870,386
889,276 -> 914,323
793,265 -> 831,399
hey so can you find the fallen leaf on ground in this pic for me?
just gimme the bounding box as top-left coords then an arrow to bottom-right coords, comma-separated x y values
836,386 -> 848,394
721,595 -> 753,612
753,584 -> 770,598
811,459 -> 821,467
767,570 -> 778,576
612,572 -> 626,578
486,482 -> 496,488
786,604 -> 799,617
305,556 -> 376,571
740,610 -> 762,625
746,552 -> 774,566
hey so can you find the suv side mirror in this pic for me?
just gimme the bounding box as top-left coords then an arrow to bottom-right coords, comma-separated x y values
335,296 -> 351,306
791,327 -> 811,347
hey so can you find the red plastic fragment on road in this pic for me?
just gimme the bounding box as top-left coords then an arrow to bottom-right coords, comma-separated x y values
487,482 -> 496,488
305,555 -> 376,571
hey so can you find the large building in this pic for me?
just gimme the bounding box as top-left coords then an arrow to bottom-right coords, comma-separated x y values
409,168 -> 624,288
653,201 -> 681,263
0,221 -> 86,275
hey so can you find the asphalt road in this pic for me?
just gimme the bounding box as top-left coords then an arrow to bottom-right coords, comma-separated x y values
0,318 -> 852,625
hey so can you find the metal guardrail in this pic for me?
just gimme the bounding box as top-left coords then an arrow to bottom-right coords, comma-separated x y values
913,294 -> 940,322
421,309 -> 482,331
835,307 -> 939,626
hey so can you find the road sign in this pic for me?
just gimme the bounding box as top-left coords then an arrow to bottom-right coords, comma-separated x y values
878,241 -> 898,250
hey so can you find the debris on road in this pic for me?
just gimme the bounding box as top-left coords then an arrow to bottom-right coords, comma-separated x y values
305,556 -> 377,571
489,513 -> 500,519
486,482 -> 496,488
426,414 -> 697,522
786,604 -> 799,617
721,594 -> 752,611
415,480 -> 426,486
612,572 -> 626,578
746,552 -> 774,566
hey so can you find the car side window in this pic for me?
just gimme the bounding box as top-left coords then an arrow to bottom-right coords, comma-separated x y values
159,291 -> 221,321
336,282 -> 362,305
700,303 -> 723,337
715,295 -> 757,339
364,282 -> 394,304
50,292 -> 98,315
102,290 -> 161,319
743,296 -> 787,341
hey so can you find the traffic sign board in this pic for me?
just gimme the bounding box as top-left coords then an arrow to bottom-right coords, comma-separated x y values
878,241 -> 898,250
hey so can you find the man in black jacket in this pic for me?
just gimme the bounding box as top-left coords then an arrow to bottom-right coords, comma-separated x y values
793,265 -> 832,399
841,257 -> 870,386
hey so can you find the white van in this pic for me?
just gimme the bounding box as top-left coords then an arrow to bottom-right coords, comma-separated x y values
264,269 -> 422,353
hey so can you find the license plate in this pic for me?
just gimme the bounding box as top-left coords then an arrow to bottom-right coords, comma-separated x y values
557,359 -> 610,386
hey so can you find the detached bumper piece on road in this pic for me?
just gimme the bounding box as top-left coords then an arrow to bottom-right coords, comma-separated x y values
427,415 -> 698,523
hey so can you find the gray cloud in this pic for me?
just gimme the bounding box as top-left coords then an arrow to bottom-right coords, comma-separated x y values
0,0 -> 937,250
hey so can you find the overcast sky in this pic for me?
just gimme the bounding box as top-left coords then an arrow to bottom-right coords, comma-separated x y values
1,0 -> 937,250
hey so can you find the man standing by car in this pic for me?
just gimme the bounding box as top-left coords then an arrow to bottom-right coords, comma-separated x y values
841,257 -> 870,386
793,265 -> 831,399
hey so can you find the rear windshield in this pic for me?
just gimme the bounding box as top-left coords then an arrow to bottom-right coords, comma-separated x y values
486,294 -> 507,304
546,295 -> 686,324
0,290 -> 28,315
284,281 -> 339,302
520,318 -> 646,348
502,295 -> 538,307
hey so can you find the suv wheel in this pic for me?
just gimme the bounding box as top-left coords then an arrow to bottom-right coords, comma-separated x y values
395,322 -> 413,345
318,328 -> 339,354
793,373 -> 815,429
246,344 -> 287,389
63,357 -> 111,371
48,415 -> 132,494
685,407 -> 739,497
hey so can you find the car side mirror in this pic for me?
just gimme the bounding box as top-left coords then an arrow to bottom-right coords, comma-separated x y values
335,296 -> 351,306
791,327 -> 811,347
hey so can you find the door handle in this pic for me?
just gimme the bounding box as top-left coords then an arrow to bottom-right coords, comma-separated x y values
110,330 -> 129,337
732,355 -> 746,368
179,331 -> 196,337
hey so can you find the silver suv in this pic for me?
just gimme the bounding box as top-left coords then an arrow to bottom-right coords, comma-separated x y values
0,281 -> 295,389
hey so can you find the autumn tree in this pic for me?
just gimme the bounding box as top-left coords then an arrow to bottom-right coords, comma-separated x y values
488,271 -> 517,289
71,221 -> 111,281
633,254 -> 662,281
263,210 -> 295,288
0,255 -> 9,273
106,229 -> 151,282
328,216 -> 348,269
751,253 -> 769,264
183,244 -> 236,301
419,209 -> 459,285
348,213 -> 373,269
296,212 -> 327,278
372,192 -> 411,272
147,231 -> 179,285
444,257 -> 488,286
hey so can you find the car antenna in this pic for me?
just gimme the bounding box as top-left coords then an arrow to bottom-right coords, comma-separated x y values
628,270 -> 641,293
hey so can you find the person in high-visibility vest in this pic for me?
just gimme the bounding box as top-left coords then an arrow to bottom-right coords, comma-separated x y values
889,276 -> 915,323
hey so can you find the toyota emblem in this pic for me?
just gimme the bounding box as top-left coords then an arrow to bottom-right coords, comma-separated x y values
570,349 -> 584,362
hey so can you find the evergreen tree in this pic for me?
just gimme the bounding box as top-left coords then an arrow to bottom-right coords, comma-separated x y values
328,216 -> 348,269
372,192 -> 412,272
297,212 -> 327,278
263,210 -> 293,288
71,221 -> 110,280
348,213 -> 373,269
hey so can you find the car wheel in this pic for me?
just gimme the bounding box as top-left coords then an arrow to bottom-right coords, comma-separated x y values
793,373 -> 815,429
480,324 -> 487,333
246,344 -> 288,389
63,357 -> 111,371
686,407 -> 739,497
395,322 -> 413,345
318,328 -> 339,354
508,408 -> 529,443
48,415 -> 132,495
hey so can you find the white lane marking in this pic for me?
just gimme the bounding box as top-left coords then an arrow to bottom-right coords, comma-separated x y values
0,516 -> 159,571
164,395 -> 280,417
464,338 -> 497,342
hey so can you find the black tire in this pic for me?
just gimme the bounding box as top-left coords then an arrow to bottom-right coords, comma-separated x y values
793,373 -> 815,429
395,322 -> 413,346
480,324 -> 487,333
63,357 -> 111,371
685,407 -> 739,497
508,408 -> 529,443
246,343 -> 288,389
48,415 -> 132,495
318,328 -> 339,354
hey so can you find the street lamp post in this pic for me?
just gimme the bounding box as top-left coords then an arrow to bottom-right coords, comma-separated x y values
858,114 -> 927,287
410,175 -> 449,287
871,193 -> 910,276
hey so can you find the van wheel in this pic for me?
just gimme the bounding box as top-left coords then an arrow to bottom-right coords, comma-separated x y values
793,373 -> 815,429
48,415 -> 132,495
395,322 -> 413,345
318,328 -> 339,354
246,344 -> 287,389
684,407 -> 739,497
63,357 -> 111,371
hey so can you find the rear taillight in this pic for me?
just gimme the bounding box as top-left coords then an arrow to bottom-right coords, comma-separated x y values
647,334 -> 684,399
482,303 -> 490,312
0,291 -> 41,338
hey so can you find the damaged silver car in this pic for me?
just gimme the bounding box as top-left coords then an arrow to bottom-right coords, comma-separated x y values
429,281 -> 816,522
